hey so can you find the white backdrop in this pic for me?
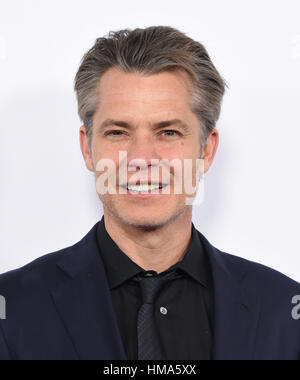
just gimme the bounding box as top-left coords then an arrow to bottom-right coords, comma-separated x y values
0,0 -> 299,282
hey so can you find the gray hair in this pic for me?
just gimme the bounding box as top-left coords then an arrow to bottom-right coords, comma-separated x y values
74,26 -> 227,155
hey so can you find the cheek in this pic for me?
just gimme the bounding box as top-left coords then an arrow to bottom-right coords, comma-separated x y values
157,142 -> 198,161
156,143 -> 186,160
93,141 -> 119,162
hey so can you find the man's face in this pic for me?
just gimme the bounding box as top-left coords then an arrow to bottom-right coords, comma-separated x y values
80,67 -> 212,228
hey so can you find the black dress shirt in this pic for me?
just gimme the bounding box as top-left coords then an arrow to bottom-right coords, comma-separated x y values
96,216 -> 214,360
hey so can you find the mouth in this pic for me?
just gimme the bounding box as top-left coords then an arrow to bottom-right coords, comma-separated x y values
119,182 -> 169,193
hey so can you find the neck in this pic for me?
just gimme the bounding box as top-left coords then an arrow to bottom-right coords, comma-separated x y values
102,208 -> 193,274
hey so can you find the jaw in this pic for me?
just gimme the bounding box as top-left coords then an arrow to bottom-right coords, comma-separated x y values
100,193 -> 190,228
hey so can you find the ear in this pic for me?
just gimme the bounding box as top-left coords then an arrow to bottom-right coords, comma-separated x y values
79,125 -> 94,172
201,128 -> 219,174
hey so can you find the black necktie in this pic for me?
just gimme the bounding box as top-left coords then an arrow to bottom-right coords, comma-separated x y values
133,269 -> 182,360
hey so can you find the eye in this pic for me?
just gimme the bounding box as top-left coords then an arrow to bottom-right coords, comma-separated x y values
105,130 -> 126,136
161,130 -> 181,137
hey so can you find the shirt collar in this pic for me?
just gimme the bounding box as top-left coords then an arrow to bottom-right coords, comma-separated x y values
96,215 -> 211,290
173,223 -> 211,288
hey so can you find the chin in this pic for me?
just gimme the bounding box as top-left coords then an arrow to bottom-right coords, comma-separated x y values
102,196 -> 188,229
114,207 -> 188,231
119,214 -> 168,230
129,219 -> 169,230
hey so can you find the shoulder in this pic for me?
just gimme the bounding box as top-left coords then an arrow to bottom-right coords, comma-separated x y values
197,229 -> 300,293
0,222 -> 100,295
216,248 -> 300,295
0,249 -> 65,294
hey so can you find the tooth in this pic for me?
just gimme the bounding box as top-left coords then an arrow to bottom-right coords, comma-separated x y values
127,184 -> 160,192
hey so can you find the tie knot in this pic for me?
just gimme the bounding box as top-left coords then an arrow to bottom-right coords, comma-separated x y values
133,269 -> 182,304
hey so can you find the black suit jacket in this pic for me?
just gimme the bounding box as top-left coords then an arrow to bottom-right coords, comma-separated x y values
0,221 -> 300,360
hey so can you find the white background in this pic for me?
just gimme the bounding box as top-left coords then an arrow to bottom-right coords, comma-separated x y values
0,0 -> 299,281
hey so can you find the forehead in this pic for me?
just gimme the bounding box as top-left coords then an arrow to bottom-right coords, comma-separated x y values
96,67 -> 193,109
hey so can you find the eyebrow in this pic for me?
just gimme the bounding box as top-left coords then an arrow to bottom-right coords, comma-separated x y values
97,118 -> 191,134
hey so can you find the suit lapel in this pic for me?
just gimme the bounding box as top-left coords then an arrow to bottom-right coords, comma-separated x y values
197,231 -> 261,360
50,222 -> 127,360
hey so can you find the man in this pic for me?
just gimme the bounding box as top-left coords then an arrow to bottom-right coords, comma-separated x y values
0,26 -> 300,360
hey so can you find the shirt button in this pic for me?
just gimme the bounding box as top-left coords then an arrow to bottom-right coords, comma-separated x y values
160,306 -> 168,315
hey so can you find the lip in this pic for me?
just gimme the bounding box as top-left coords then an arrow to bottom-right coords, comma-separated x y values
119,184 -> 170,198
119,181 -> 166,187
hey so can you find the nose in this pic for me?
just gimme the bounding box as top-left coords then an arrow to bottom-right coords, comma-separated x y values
127,131 -> 159,170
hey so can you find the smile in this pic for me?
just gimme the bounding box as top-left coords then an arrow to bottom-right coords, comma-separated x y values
121,184 -> 168,193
